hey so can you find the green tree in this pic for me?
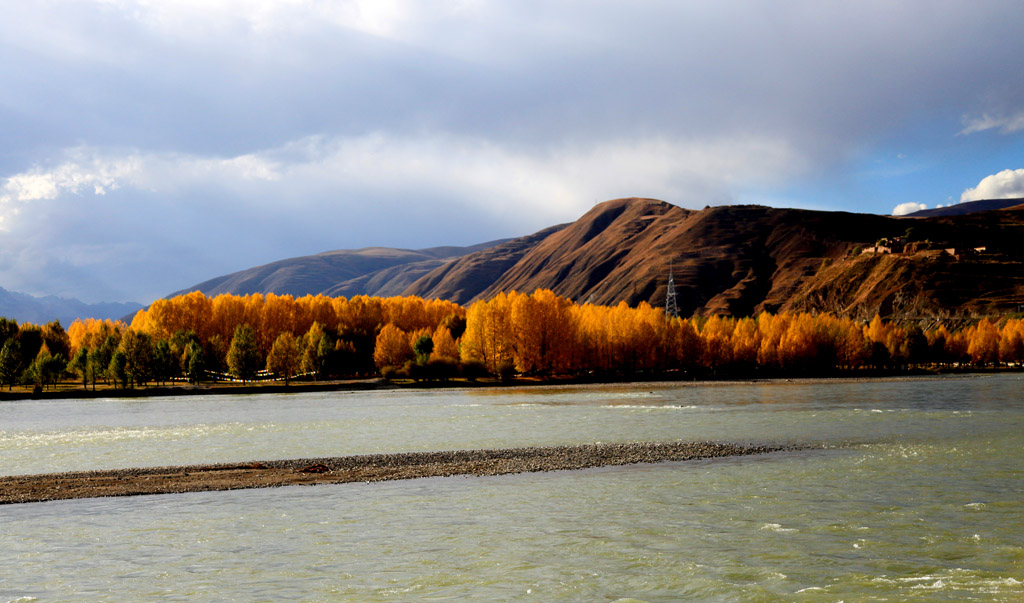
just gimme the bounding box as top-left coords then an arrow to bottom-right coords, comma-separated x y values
16,325 -> 43,367
120,330 -> 155,388
96,334 -> 120,386
87,348 -> 103,390
227,324 -> 261,382
301,323 -> 329,380
41,320 -> 71,362
170,330 -> 200,375
42,353 -> 66,391
152,339 -> 174,385
0,339 -> 22,390
266,332 -> 301,385
186,341 -> 205,384
108,350 -> 128,389
30,345 -> 66,391
413,334 -> 434,365
69,346 -> 90,389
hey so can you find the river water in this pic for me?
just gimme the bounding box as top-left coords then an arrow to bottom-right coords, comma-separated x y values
1,375 -> 1022,601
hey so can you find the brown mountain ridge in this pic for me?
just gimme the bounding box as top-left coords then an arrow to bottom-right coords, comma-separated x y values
176,198 -> 1024,321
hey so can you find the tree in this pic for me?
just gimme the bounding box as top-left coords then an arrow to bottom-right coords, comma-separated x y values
40,352 -> 66,391
0,318 -> 19,350
227,324 -> 261,382
431,325 -> 460,363
87,348 -> 102,390
301,322 -> 329,380
108,350 -> 128,389
967,319 -> 1000,366
120,330 -> 155,388
68,346 -> 90,389
0,339 -> 22,390
41,320 -> 71,362
96,334 -> 121,386
373,323 -> 413,371
152,339 -> 174,385
185,341 -> 205,384
266,332 -> 301,385
413,334 -> 434,365
316,331 -> 337,377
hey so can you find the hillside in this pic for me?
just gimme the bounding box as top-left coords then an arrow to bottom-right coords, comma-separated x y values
404,198 -> 1024,319
787,204 -> 1024,321
171,240 -> 509,298
170,197 -> 1024,322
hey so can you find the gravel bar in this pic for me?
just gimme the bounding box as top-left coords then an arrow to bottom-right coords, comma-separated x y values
0,441 -> 798,505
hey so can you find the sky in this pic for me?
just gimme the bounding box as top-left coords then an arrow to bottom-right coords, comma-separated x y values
2,0 -> 1024,304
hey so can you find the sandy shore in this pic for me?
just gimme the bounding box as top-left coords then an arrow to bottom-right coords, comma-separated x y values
0,441 -> 797,505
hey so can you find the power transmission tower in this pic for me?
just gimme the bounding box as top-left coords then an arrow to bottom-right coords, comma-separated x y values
665,260 -> 679,319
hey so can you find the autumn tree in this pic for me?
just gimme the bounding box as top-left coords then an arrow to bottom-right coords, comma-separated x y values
967,319 -> 1000,366
301,322 -> 330,380
267,332 -> 301,385
430,324 -> 460,362
999,319 -> 1024,364
374,323 -> 413,371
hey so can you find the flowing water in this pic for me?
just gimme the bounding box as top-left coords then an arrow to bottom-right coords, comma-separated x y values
1,375 -> 1022,601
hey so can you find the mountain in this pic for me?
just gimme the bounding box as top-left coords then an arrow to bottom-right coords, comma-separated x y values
788,202 -> 1024,321
170,197 -> 1024,321
403,198 -> 1024,320
0,287 -> 144,326
399,224 -> 569,302
171,241 -> 510,298
905,197 -> 1024,217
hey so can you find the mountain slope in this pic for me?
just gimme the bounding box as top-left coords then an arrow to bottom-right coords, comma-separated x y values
401,224 -> 569,303
906,197 -> 1023,217
404,197 -> 1024,319
169,197 -> 1024,321
171,240 -> 509,298
786,205 -> 1024,321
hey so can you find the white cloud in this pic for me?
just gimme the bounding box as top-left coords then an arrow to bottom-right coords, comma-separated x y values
892,202 -> 927,216
1,132 -> 802,227
0,132 -> 805,301
961,168 -> 1024,202
959,112 -> 1024,135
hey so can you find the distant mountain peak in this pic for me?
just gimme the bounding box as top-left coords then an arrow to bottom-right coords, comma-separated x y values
905,197 -> 1024,217
0,287 -> 143,325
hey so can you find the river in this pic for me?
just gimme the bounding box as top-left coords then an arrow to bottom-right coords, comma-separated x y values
1,374 -> 1022,601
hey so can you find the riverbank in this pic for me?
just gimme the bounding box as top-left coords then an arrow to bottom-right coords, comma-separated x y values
4,365 -> 1016,402
0,441 -> 797,505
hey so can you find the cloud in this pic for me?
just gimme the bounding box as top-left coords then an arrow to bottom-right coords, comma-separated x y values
892,202 -> 927,216
2,132 -> 802,223
3,1 -> 1024,302
959,112 -> 1024,136
0,132 -> 803,301
961,169 -> 1024,202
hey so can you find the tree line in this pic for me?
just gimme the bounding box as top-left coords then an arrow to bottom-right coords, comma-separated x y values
0,289 -> 1021,391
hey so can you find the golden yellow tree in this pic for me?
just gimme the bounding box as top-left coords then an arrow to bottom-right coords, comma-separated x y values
374,323 -> 413,370
967,318 -> 1000,366
430,324 -> 460,362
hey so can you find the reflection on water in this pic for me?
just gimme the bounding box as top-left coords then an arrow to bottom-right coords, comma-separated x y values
1,374 -> 1022,601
